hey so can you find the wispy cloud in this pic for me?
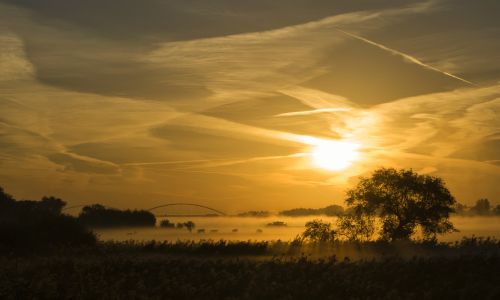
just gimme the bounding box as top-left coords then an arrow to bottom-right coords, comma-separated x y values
1,0 -> 499,208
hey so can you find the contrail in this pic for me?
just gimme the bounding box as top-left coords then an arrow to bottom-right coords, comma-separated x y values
196,153 -> 307,168
122,159 -> 222,166
121,153 -> 306,168
335,28 -> 476,86
275,107 -> 352,117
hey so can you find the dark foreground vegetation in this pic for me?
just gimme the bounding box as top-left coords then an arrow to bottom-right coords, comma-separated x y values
0,188 -> 96,248
1,239 -> 500,299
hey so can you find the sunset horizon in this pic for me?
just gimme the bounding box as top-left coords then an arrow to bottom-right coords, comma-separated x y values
2,1 -> 500,299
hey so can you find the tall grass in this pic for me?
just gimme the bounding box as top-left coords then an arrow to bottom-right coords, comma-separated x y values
1,250 -> 499,299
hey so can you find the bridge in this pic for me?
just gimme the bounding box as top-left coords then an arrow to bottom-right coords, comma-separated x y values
62,203 -> 226,216
147,203 -> 227,216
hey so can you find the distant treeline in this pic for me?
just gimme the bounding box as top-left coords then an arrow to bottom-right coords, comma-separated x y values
455,198 -> 500,216
78,204 -> 156,228
237,205 -> 345,217
237,210 -> 271,217
237,200 -> 500,218
280,204 -> 345,217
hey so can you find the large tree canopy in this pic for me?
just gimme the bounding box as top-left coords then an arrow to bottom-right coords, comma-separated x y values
343,168 -> 457,241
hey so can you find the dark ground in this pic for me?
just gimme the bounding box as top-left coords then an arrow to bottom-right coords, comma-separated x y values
1,239 -> 500,299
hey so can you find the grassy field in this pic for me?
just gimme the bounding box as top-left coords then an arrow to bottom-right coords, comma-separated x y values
1,238 -> 500,299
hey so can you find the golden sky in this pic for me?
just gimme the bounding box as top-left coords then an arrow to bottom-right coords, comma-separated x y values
0,0 -> 499,212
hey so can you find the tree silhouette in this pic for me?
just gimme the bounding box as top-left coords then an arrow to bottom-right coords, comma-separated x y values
0,187 -> 15,209
184,221 -> 195,232
337,214 -> 375,241
341,168 -> 457,241
39,196 -> 66,214
471,198 -> 491,215
301,220 -> 337,242
453,202 -> 468,215
494,205 -> 500,216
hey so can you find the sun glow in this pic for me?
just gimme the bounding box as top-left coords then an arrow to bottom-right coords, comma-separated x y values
311,140 -> 360,171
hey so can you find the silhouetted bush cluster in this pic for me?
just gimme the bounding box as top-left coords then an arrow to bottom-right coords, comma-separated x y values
0,187 -> 96,250
159,219 -> 197,232
237,210 -> 271,217
159,219 -> 175,228
78,204 -> 156,228
266,221 -> 287,227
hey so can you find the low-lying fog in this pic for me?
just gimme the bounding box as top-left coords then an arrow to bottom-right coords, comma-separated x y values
94,216 -> 500,242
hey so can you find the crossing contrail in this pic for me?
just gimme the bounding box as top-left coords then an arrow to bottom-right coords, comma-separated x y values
275,108 -> 352,117
336,28 -> 476,86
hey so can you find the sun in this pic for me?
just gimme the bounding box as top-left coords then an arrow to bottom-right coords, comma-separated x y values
311,140 -> 360,171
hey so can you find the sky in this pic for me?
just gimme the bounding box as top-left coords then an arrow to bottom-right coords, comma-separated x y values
0,0 -> 499,213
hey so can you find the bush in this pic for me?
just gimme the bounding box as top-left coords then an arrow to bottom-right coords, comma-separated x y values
159,219 -> 175,228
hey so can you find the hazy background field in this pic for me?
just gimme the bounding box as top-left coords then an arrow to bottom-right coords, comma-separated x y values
95,216 -> 500,242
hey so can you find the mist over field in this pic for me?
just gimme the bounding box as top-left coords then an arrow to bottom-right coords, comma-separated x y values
95,216 -> 500,243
